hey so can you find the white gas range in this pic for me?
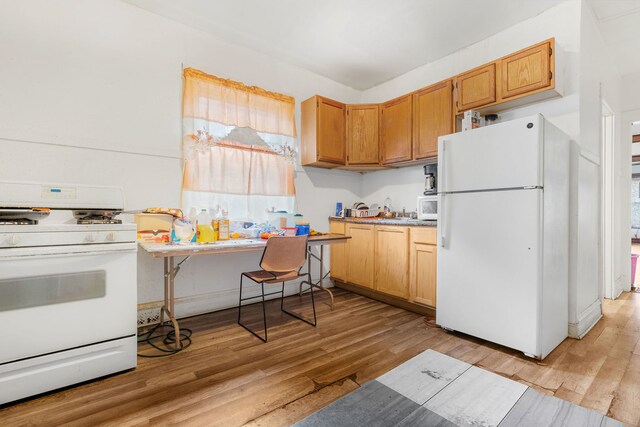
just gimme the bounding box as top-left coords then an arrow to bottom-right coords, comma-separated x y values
0,181 -> 137,405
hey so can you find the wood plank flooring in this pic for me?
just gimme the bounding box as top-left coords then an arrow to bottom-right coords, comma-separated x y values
1,289 -> 640,426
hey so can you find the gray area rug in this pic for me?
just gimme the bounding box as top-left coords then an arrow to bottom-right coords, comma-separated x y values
295,349 -> 625,427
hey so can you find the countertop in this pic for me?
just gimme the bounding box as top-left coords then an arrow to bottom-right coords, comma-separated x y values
329,216 -> 437,227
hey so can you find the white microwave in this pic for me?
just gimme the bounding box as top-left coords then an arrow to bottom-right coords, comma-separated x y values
417,195 -> 437,220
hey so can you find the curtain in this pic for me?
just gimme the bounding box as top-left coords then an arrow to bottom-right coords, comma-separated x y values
181,68 -> 297,222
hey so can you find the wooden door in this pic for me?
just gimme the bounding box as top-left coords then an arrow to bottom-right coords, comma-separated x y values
410,227 -> 437,307
346,223 -> 375,288
317,97 -> 346,164
346,104 -> 379,165
413,80 -> 453,160
500,41 -> 552,100
329,221 -> 347,281
454,63 -> 496,113
374,226 -> 409,299
380,95 -> 412,164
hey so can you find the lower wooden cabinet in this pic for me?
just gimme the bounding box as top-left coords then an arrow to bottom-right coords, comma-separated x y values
374,226 -> 409,299
330,221 -> 437,309
345,223 -> 375,288
409,228 -> 438,307
329,221 -> 347,280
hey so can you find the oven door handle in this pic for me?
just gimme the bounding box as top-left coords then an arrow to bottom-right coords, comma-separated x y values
0,243 -> 137,259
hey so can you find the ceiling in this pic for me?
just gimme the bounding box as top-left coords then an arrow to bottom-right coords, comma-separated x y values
589,0 -> 640,77
123,0 -> 565,90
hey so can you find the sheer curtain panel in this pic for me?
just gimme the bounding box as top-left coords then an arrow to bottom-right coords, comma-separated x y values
181,68 -> 297,222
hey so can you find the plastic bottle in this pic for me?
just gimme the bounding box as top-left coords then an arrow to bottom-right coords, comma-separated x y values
218,208 -> 230,241
196,209 -> 214,243
383,197 -> 392,216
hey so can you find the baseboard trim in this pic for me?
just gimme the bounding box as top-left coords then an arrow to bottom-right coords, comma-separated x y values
333,279 -> 436,317
137,277 -> 322,328
568,299 -> 602,339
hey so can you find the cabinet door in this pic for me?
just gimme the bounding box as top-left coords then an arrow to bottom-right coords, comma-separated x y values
329,221 -> 347,281
317,97 -> 346,164
500,41 -> 551,100
454,63 -> 496,112
347,104 -> 379,165
374,226 -> 409,298
380,95 -> 412,164
413,80 -> 453,160
410,242 -> 437,307
346,224 -> 375,288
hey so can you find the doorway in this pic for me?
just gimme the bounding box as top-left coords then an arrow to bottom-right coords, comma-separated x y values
602,101 -> 615,299
630,121 -> 640,290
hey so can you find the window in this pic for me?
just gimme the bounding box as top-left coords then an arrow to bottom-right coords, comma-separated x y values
181,68 -> 297,222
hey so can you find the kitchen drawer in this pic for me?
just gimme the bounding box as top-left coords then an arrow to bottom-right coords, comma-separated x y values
410,227 -> 437,245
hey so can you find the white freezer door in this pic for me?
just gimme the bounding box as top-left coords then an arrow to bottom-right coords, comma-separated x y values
437,188 -> 541,356
438,114 -> 543,193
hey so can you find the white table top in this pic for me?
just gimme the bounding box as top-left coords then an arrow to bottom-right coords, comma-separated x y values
138,234 -> 349,258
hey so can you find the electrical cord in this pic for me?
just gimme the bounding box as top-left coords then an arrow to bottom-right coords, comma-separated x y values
137,321 -> 193,358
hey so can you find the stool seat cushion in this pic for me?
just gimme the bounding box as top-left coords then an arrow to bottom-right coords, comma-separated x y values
244,270 -> 300,283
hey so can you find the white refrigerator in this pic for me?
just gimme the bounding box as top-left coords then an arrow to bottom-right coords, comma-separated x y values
436,114 -> 570,360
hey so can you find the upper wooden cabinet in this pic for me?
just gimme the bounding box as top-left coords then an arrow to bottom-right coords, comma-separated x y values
454,63 -> 496,113
413,80 -> 453,160
499,40 -> 553,100
301,39 -> 560,170
380,95 -> 413,164
301,96 -> 346,167
346,104 -> 379,166
374,226 -> 409,299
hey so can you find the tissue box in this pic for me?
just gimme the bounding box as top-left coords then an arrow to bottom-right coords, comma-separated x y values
135,213 -> 173,242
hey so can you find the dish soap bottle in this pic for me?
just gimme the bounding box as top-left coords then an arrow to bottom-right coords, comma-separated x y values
218,208 -> 230,241
210,206 -> 219,242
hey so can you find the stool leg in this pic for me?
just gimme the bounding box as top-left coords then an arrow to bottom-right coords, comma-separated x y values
261,282 -> 268,342
237,274 -> 244,324
237,275 -> 268,342
309,272 -> 317,326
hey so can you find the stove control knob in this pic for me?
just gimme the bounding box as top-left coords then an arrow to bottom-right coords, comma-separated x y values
106,232 -> 116,242
5,234 -> 19,246
86,232 -> 98,243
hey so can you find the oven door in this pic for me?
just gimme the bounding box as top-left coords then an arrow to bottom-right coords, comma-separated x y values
418,197 -> 438,220
0,243 -> 137,364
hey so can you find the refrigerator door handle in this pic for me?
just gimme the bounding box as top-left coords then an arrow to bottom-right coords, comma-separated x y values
439,193 -> 446,247
439,139 -> 448,248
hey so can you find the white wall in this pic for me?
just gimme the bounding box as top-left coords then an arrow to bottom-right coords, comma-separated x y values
0,0 -> 364,318
622,72 -> 640,112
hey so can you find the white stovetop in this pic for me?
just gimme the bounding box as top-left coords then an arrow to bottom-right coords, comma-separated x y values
0,210 -> 136,233
0,223 -> 137,233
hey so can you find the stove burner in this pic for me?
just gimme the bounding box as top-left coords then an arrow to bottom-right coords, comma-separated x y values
77,217 -> 122,225
0,219 -> 38,225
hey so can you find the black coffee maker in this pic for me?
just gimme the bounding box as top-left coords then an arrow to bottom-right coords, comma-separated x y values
423,164 -> 437,195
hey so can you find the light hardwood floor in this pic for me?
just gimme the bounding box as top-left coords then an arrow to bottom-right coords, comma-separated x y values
1,289 -> 640,426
